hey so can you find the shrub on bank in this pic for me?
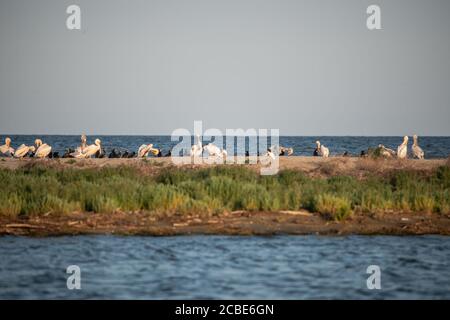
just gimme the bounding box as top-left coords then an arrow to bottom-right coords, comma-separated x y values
314,194 -> 353,221
0,165 -> 449,220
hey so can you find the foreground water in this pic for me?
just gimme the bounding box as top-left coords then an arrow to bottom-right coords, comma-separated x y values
1,135 -> 450,158
0,235 -> 449,299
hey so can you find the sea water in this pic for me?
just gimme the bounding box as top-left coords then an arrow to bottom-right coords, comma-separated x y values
0,235 -> 449,299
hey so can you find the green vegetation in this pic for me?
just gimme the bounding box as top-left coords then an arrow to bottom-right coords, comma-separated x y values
0,165 -> 449,220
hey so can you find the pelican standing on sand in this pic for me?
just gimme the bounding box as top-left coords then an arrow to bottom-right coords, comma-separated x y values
138,144 -> 159,158
71,139 -> 102,158
203,143 -> 227,160
13,144 -> 35,158
80,134 -> 87,152
34,139 -> 52,158
397,136 -> 409,159
190,135 -> 202,157
315,141 -> 329,158
0,137 -> 14,156
412,135 -> 425,159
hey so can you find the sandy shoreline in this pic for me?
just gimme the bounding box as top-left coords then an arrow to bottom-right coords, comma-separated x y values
1,156 -> 449,237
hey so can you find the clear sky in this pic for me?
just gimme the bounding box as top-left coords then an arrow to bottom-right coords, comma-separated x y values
0,0 -> 449,135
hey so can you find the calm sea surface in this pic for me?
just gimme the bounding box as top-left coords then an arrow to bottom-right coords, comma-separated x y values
1,135 -> 450,158
0,235 -> 449,299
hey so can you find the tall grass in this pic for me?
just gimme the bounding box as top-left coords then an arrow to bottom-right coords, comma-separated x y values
0,165 -> 449,220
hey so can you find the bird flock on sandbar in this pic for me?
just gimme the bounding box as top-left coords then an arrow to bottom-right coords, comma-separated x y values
0,135 -> 426,160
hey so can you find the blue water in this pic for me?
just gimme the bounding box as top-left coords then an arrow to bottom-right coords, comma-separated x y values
0,235 -> 449,299
1,135 -> 450,158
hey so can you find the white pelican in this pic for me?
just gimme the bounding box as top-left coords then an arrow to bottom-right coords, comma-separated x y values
190,135 -> 202,157
71,139 -> 101,158
260,149 -> 276,165
13,144 -> 35,158
412,135 -> 424,159
203,143 -> 227,159
269,145 -> 293,156
279,146 -> 294,156
34,139 -> 52,158
74,134 -> 88,154
267,149 -> 276,160
138,144 -> 160,158
315,141 -> 329,158
378,144 -> 396,158
0,137 -> 14,156
397,136 -> 408,159
80,134 -> 87,152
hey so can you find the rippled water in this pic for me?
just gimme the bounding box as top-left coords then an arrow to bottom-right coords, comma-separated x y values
1,135 -> 450,158
0,235 -> 449,299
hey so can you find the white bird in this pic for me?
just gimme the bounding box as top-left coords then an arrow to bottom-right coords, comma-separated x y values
190,135 -> 203,157
378,144 -> 396,158
80,134 -> 87,152
267,150 -> 276,160
260,149 -> 276,165
397,136 -> 409,159
138,144 -> 159,158
412,135 -> 424,159
316,141 -> 329,158
75,134 -> 88,154
72,139 -> 101,158
279,146 -> 294,156
13,144 -> 35,158
0,137 -> 14,156
138,144 -> 151,158
203,143 -> 227,160
34,139 -> 52,158
270,145 -> 293,156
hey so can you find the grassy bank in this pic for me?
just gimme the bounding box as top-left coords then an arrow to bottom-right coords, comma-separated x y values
0,165 -> 449,221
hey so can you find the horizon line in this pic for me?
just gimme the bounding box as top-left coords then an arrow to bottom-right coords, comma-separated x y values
1,133 -> 450,137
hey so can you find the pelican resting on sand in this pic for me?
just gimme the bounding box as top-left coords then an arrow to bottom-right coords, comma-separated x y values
13,144 -> 35,158
34,139 -> 52,158
71,139 -> 102,158
315,141 -> 329,158
397,136 -> 408,159
378,144 -> 396,158
203,143 -> 227,159
279,146 -> 294,156
270,145 -> 294,156
190,135 -> 203,157
0,137 -> 14,156
412,135 -> 425,159
138,144 -> 160,158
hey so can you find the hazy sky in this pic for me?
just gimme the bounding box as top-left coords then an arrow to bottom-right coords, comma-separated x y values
0,0 -> 449,135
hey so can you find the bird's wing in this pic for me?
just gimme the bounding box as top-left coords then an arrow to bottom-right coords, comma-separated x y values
82,145 -> 98,157
36,144 -> 52,157
14,146 -> 28,158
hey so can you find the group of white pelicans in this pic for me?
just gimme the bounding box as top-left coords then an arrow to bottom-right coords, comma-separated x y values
0,134 -> 425,160
0,135 -> 102,159
376,135 -> 424,159
313,135 -> 424,159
